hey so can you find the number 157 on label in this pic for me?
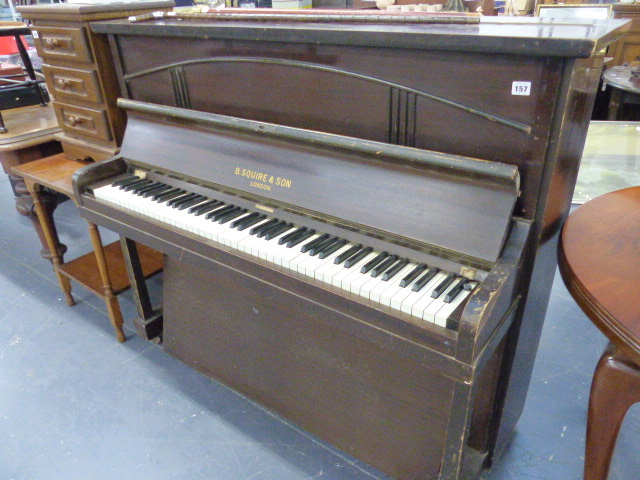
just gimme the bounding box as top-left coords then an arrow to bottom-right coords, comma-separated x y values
512,81 -> 531,96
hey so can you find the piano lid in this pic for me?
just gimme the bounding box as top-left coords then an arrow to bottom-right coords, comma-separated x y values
117,99 -> 519,264
91,12 -> 628,59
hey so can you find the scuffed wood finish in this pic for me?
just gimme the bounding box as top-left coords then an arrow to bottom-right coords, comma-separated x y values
76,13 -> 627,480
559,187 -> 640,365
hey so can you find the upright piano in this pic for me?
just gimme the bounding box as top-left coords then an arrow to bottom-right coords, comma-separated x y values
73,11 -> 626,480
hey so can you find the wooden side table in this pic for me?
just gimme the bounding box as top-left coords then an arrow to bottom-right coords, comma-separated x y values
602,66 -> 640,120
0,104 -> 64,260
12,153 -> 163,342
558,186 -> 640,480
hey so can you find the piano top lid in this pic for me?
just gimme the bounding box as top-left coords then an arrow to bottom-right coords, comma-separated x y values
91,11 -> 629,58
117,99 -> 519,265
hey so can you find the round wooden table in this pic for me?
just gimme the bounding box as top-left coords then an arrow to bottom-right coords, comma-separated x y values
603,66 -> 640,120
558,186 -> 640,480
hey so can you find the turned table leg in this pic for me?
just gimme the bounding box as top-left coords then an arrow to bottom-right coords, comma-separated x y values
1,141 -> 66,261
87,222 -> 126,343
27,182 -> 75,307
11,171 -> 67,261
585,344 -> 640,480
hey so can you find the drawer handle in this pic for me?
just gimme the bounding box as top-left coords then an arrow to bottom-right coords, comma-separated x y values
57,78 -> 71,89
45,38 -> 60,48
68,115 -> 83,127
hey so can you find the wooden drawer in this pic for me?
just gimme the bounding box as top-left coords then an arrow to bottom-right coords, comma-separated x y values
43,64 -> 102,104
31,26 -> 92,63
53,102 -> 112,142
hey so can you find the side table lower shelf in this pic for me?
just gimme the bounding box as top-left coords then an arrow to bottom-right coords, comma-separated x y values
11,153 -> 164,342
58,241 -> 163,297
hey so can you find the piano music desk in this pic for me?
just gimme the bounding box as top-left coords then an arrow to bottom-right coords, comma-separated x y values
559,186 -> 640,480
12,153 -> 163,342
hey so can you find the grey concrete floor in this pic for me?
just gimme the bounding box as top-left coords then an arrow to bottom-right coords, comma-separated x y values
0,171 -> 638,480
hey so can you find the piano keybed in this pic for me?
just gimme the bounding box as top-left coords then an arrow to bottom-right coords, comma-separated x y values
92,173 -> 478,330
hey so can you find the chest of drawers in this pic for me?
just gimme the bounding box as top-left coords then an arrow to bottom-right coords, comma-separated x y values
19,1 -> 174,161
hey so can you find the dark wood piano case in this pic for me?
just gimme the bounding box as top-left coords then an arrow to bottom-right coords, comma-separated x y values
79,12 -> 627,480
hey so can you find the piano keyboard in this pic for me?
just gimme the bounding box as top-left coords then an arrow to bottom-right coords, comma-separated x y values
93,175 -> 477,329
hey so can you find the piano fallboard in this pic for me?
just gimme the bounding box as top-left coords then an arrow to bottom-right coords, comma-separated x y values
108,100 -> 520,265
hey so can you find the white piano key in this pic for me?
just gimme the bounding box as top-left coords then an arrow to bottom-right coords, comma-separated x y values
400,272 -> 445,315
297,243 -> 353,277
93,179 -> 477,328
410,273 -> 447,319
432,281 -> 477,328
422,279 -> 462,324
376,264 -> 418,307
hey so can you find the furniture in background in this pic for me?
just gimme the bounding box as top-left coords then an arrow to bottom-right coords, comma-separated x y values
12,153 -> 163,342
0,104 -> 64,260
602,65 -> 640,120
609,3 -> 640,68
0,21 -> 49,133
17,1 -> 174,162
558,186 -> 640,480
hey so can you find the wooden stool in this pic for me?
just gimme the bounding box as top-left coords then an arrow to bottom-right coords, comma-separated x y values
558,186 -> 640,480
12,153 -> 163,342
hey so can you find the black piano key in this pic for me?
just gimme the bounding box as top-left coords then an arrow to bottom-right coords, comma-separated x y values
117,178 -> 145,189
300,233 -> 330,253
319,239 -> 348,259
236,214 -> 267,231
256,220 -> 286,238
371,255 -> 398,278
400,263 -> 427,288
190,200 -> 222,215
264,222 -> 293,241
112,175 -> 139,187
278,227 -> 307,245
411,267 -> 439,292
343,247 -> 373,268
133,182 -> 162,195
140,184 -> 170,197
250,218 -> 278,236
177,196 -> 207,210
287,229 -> 316,248
444,278 -> 469,303
207,204 -> 236,221
361,252 -> 388,274
170,193 -> 200,208
231,212 -> 259,228
123,179 -> 151,191
333,244 -> 362,265
218,208 -> 247,224
153,188 -> 182,201
214,206 -> 240,223
382,259 -> 409,281
157,190 -> 187,203
309,236 -> 338,256
431,273 -> 457,299
165,192 -> 192,206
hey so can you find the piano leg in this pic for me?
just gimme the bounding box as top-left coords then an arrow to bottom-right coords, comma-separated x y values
119,236 -> 163,342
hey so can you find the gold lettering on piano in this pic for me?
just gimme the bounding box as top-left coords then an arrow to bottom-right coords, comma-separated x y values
250,181 -> 272,191
234,167 -> 292,190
